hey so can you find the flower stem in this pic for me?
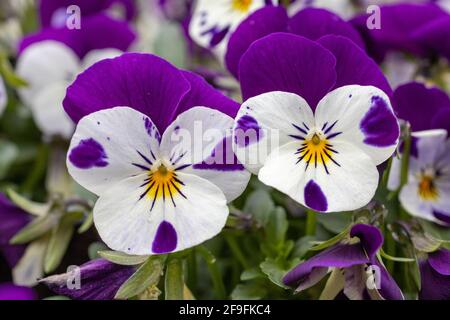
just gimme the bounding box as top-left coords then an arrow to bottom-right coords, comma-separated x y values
305,210 -> 317,236
186,248 -> 197,293
224,233 -> 251,269
165,257 -> 184,300
399,124 -> 412,220
21,143 -> 49,195
198,246 -> 227,299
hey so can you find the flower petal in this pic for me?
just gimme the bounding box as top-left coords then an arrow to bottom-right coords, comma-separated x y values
289,8 -> 364,49
160,107 -> 250,202
258,140 -> 379,212
233,91 -> 314,174
317,35 -> 392,97
315,85 -> 399,165
419,258 -> 450,300
16,41 -> 79,108
0,283 -> 37,300
63,53 -> 190,132
239,33 -> 337,108
392,82 -> 450,132
225,6 -> 288,79
428,249 -> 450,276
93,172 -> 228,255
412,16 -> 450,62
349,224 -> 383,259
41,258 -> 134,300
67,107 -> 161,196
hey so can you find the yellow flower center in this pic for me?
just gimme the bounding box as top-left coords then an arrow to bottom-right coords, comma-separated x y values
296,133 -> 340,174
418,175 -> 439,201
232,0 -> 252,12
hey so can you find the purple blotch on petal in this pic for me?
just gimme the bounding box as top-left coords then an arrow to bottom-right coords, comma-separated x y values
360,96 -> 399,147
193,136 -> 245,171
152,221 -> 177,254
69,138 -> 108,169
304,180 -> 328,212
234,115 -> 263,147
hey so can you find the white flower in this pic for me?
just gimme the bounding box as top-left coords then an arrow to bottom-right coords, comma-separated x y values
67,106 -> 250,255
16,41 -> 122,139
189,0 -> 276,57
388,129 -> 450,225
233,85 -> 400,213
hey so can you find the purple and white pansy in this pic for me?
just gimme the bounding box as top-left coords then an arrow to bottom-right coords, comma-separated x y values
283,224 -> 404,300
189,0 -> 277,56
0,75 -> 6,116
388,130 -> 450,226
65,53 -> 250,255
419,248 -> 450,300
232,33 -> 400,213
15,14 -> 135,139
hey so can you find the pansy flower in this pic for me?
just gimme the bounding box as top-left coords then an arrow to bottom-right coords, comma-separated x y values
0,75 -> 6,116
283,224 -> 404,300
42,258 -> 134,300
16,14 -> 136,139
388,130 -> 450,225
232,33 -> 399,212
39,0 -> 136,28
225,6 -> 365,78
289,0 -> 356,20
64,53 -> 250,255
189,0 -> 277,56
419,248 -> 450,300
0,283 -> 37,300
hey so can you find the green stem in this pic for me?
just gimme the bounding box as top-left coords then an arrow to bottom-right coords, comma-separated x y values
21,143 -> 49,195
224,233 -> 251,269
165,257 -> 184,300
186,248 -> 197,293
198,246 -> 227,299
399,125 -> 412,220
305,210 -> 317,236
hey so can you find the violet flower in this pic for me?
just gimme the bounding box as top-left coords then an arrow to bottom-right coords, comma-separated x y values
0,283 -> 37,300
283,224 -> 404,300
419,248 -> 450,300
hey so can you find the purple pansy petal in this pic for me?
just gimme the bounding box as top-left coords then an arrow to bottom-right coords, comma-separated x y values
193,136 -> 245,171
392,82 -> 450,132
39,0 -> 136,27
152,221 -> 178,254
412,16 -> 450,62
431,108 -> 450,135
283,243 -> 369,289
68,138 -> 109,169
351,3 -> 448,61
225,6 -> 288,79
239,33 -> 337,108
177,70 -> 239,118
419,258 -> 450,300
370,259 -> 404,300
317,35 -> 392,97
63,53 -> 191,132
304,180 -> 328,212
0,283 -> 37,300
41,258 -> 135,300
433,210 -> 450,226
349,224 -> 383,259
428,248 -> 450,276
0,193 -> 31,268
289,8 -> 365,49
19,14 -> 136,59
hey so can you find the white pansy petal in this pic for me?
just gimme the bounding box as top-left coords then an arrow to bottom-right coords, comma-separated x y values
233,91 -> 315,174
399,181 -> 439,223
16,41 -> 79,106
160,107 -> 250,202
30,82 -> 74,139
387,155 -> 401,191
315,85 -> 400,165
94,172 -> 228,255
259,140 -> 379,213
189,0 -> 270,50
67,107 -> 161,196
80,49 -> 123,70
0,76 -> 6,116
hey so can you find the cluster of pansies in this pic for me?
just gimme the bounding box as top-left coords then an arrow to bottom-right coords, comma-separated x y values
0,0 -> 449,301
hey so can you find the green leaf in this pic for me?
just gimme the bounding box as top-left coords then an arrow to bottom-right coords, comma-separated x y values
243,189 -> 275,226
260,259 -> 289,289
420,220 -> 450,242
241,268 -> 264,281
10,212 -> 60,245
165,257 -> 184,300
98,250 -> 150,266
44,212 -> 83,273
316,212 -> 353,234
231,282 -> 267,300
6,188 -> 50,217
266,207 -> 288,248
88,242 -> 108,260
77,211 -> 94,234
0,53 -> 28,88
0,139 -> 19,179
309,227 -> 349,252
115,255 -> 166,300
43,296 -> 71,300
410,231 -> 443,253
292,236 -> 316,258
